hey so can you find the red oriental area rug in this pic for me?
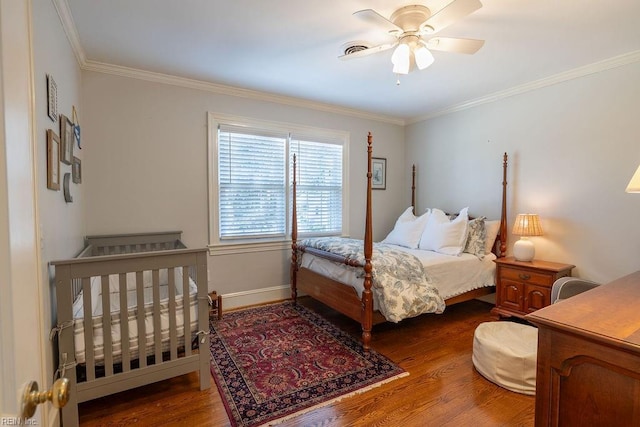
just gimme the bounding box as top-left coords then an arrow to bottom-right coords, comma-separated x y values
209,302 -> 407,427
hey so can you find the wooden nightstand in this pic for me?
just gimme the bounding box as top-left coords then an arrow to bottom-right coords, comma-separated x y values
492,257 -> 574,319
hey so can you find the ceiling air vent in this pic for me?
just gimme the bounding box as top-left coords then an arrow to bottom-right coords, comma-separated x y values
341,41 -> 371,56
344,44 -> 369,55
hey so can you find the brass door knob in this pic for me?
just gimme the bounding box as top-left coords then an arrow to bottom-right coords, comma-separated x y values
21,378 -> 70,419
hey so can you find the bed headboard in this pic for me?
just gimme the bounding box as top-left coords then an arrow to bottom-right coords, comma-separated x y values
410,153 -> 508,258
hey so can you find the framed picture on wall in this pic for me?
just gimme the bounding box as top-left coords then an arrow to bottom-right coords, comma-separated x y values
47,74 -> 57,122
59,114 -> 74,165
46,129 -> 60,190
72,156 -> 82,184
372,157 -> 386,190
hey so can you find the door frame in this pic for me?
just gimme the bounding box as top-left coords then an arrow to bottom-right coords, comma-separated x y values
0,0 -> 47,424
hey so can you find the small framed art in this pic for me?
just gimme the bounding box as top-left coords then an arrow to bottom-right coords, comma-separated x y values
72,105 -> 81,149
46,129 -> 60,190
59,114 -> 73,165
63,173 -> 73,203
47,74 -> 57,122
372,157 -> 386,190
72,156 -> 82,184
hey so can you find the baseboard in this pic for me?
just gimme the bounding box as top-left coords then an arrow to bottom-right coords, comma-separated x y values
220,285 -> 293,310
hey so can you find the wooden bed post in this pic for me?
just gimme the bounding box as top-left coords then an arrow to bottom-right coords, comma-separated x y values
411,165 -> 416,214
499,152 -> 508,257
362,132 -> 374,351
291,154 -> 298,304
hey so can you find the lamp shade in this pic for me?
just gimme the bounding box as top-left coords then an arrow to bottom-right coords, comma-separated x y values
626,165 -> 640,193
391,43 -> 410,75
512,214 -> 543,237
414,46 -> 434,70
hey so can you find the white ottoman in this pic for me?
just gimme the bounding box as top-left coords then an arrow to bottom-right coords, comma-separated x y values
472,321 -> 538,395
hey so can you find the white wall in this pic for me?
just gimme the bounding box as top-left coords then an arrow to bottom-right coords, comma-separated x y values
406,61 -> 640,284
32,0 -> 86,406
81,72 -> 405,301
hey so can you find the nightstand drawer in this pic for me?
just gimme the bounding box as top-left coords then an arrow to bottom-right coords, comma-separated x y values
501,267 -> 554,286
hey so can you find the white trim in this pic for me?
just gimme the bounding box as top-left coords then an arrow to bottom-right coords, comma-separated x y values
208,241 -> 291,256
408,50 -> 640,123
52,0 -> 86,66
82,60 -> 405,125
54,0 -> 640,128
221,285 -> 292,311
0,0 -> 46,421
52,0 -> 401,125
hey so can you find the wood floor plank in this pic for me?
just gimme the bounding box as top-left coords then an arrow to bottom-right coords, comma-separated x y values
78,298 -> 534,426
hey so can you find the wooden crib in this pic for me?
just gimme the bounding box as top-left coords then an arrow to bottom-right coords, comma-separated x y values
51,231 -> 210,427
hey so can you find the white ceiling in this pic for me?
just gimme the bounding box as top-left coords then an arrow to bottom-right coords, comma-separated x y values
65,0 -> 640,123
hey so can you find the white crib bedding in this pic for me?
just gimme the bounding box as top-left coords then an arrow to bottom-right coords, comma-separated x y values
300,244 -> 496,311
71,269 -> 199,365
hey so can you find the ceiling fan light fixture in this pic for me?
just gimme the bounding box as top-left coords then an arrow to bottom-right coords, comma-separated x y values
391,43 -> 409,64
414,46 -> 434,70
391,43 -> 411,74
343,0 -> 485,80
392,60 -> 410,75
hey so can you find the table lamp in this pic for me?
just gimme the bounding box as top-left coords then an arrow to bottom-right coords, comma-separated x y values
512,213 -> 543,262
626,165 -> 640,193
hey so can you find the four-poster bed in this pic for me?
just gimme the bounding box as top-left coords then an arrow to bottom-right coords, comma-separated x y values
291,132 -> 508,350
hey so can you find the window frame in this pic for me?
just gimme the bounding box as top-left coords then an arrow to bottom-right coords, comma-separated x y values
207,113 -> 350,255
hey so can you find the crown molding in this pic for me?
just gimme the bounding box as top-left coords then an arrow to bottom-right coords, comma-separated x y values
408,50 -> 640,124
52,0 -> 86,66
54,0 -> 640,128
54,0 -> 403,126
80,60 -> 405,126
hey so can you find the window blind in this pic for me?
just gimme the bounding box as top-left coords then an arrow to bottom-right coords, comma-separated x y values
215,121 -> 344,241
291,138 -> 342,236
218,127 -> 287,239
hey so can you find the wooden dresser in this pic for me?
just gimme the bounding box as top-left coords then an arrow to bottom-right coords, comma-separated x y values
526,271 -> 640,426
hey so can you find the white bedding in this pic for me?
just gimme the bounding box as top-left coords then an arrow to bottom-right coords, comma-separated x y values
301,244 -> 496,308
72,269 -> 199,365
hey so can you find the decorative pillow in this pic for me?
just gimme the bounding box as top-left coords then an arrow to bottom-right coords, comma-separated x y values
419,207 -> 469,256
484,220 -> 501,254
382,207 -> 430,249
464,216 -> 487,259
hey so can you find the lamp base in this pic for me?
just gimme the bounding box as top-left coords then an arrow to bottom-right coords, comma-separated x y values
513,238 -> 535,262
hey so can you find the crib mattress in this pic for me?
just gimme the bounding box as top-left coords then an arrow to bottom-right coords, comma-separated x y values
72,269 -> 198,365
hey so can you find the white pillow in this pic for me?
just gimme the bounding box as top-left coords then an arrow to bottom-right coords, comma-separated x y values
484,220 -> 501,254
382,207 -> 430,249
419,207 -> 469,256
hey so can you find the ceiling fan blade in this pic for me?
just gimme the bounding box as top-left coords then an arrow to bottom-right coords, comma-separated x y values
353,9 -> 403,34
338,43 -> 397,60
425,37 -> 484,54
420,0 -> 482,34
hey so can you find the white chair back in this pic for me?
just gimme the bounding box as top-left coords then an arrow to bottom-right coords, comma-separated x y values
551,277 -> 600,304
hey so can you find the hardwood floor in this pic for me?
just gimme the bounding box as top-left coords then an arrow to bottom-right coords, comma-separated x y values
79,298 -> 534,426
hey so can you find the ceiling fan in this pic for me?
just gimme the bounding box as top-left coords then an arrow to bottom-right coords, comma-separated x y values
340,0 -> 485,75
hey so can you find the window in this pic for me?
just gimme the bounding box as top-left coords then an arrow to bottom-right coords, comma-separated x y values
208,113 -> 349,253
218,127 -> 287,239
291,139 -> 343,236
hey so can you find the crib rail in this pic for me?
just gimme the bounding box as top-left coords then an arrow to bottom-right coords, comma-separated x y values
52,247 -> 209,404
78,231 -> 186,257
